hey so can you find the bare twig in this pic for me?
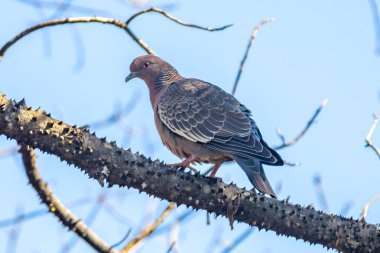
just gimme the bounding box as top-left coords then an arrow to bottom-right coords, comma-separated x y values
231,18 -> 275,96
111,228 -> 132,248
274,98 -> 328,150
313,174 -> 330,212
18,0 -> 116,17
167,217 -> 180,253
121,202 -> 176,253
19,145 -> 118,253
221,228 -> 254,253
90,92 -> 141,130
5,207 -> 24,253
361,193 -> 380,220
0,16 -> 155,59
340,201 -> 353,216
368,0 -> 380,54
0,192 -> 126,228
0,7 -> 232,60
59,192 -> 109,253
166,241 -> 176,253
365,114 -> 380,158
126,7 -> 232,31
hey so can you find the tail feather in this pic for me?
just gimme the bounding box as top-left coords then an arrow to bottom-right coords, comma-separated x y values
234,156 -> 277,198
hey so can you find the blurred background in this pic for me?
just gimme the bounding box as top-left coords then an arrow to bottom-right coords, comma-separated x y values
0,0 -> 379,252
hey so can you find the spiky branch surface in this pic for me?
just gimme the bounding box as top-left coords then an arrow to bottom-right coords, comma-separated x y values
0,93 -> 379,253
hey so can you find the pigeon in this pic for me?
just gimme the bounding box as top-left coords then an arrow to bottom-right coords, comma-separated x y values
125,55 -> 284,198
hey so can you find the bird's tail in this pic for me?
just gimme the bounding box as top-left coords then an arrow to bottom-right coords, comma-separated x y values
234,156 -> 277,198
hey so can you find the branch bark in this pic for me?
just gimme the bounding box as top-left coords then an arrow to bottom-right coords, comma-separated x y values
1,93 -> 379,253
19,145 -> 118,253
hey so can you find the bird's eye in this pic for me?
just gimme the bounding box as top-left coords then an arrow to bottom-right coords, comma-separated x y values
144,62 -> 149,68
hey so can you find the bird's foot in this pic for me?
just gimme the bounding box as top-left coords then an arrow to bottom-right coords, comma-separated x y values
168,156 -> 199,175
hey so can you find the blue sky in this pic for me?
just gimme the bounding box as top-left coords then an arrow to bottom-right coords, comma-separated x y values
0,0 -> 379,252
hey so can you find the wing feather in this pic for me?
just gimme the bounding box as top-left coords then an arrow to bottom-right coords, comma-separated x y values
157,78 -> 283,165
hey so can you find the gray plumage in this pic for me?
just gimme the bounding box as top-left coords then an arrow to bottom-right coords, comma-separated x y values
125,55 -> 284,198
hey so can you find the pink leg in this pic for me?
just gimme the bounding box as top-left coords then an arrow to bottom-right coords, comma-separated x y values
209,162 -> 223,178
168,156 -> 199,174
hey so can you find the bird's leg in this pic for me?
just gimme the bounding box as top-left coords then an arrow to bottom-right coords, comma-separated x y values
209,162 -> 223,178
168,156 -> 199,174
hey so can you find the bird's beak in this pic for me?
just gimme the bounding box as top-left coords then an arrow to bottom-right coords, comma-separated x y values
125,72 -> 137,83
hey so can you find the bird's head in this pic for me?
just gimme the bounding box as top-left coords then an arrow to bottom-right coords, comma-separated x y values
125,55 -> 180,86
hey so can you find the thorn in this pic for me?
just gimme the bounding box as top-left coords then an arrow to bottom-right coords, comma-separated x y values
16,98 -> 26,108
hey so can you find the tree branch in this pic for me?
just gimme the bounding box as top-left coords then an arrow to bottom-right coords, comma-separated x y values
121,203 -> 176,252
0,16 -> 155,58
19,145 -> 118,253
126,7 -> 232,31
274,98 -> 328,150
231,18 -> 275,96
1,94 -> 380,252
365,114 -> 380,158
0,8 -> 231,60
361,193 -> 380,221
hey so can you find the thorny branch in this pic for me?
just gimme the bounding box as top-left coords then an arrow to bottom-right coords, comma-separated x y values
19,145 -> 118,253
1,94 -> 379,253
274,98 -> 328,150
121,203 -> 176,252
365,114 -> 380,158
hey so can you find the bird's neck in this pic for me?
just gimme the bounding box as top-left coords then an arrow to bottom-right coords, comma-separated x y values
148,71 -> 182,110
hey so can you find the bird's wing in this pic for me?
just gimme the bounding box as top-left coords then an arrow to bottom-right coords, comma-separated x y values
158,78 -> 282,165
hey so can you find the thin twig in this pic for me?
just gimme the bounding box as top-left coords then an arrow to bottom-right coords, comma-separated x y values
90,92 -> 141,130
121,203 -> 176,253
313,174 -> 330,212
339,201 -> 353,217
231,18 -> 275,96
59,192 -> 109,253
5,207 -> 24,253
19,145 -> 118,253
361,193 -> 380,220
111,228 -> 132,248
0,8 -> 232,60
126,7 -> 232,31
221,228 -> 254,253
368,0 -> 380,54
166,241 -> 176,253
0,16 -> 155,59
274,98 -> 328,150
18,0 -> 116,17
167,218 -> 180,253
0,192 -> 127,228
365,114 -> 380,158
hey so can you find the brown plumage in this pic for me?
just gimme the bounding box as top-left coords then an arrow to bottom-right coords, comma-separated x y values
125,55 -> 284,198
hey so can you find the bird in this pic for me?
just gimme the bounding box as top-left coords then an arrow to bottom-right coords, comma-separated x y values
125,55 -> 284,198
